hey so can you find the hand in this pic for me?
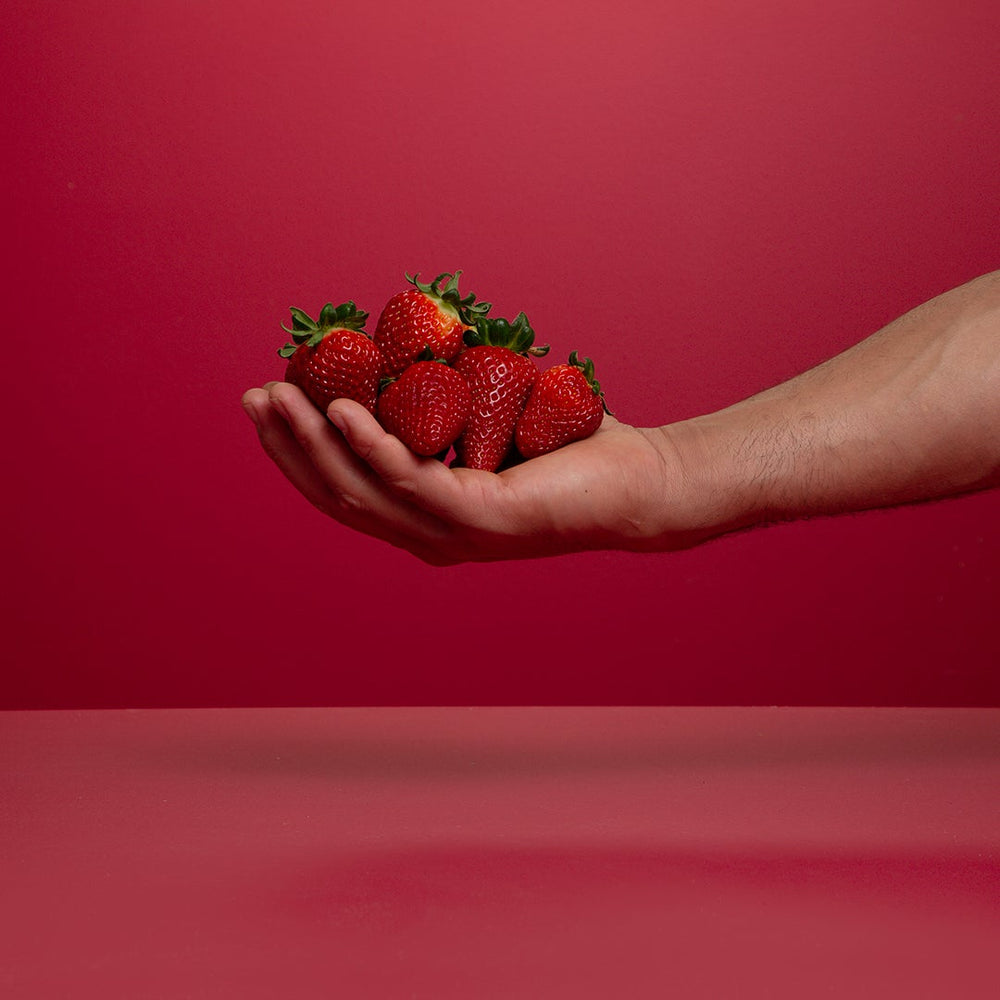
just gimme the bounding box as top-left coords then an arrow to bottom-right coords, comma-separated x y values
243,272 -> 1000,564
241,382 -> 704,564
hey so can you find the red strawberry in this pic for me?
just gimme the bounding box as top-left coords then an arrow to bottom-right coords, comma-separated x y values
279,302 -> 384,414
452,312 -> 550,472
374,271 -> 491,377
515,352 -> 611,458
376,361 -> 473,457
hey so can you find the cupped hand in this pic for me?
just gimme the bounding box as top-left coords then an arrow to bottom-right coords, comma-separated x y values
241,382 -> 695,564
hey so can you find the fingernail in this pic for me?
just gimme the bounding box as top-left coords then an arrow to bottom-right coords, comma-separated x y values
242,399 -> 261,427
268,395 -> 289,421
327,407 -> 347,433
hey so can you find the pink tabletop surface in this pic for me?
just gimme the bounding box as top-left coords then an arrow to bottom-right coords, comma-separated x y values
2,707 -> 998,998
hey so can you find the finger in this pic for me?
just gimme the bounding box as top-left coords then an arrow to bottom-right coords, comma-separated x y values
267,384 -> 455,545
253,393 -> 449,556
245,388 -> 362,518
327,398 -> 479,522
267,384 -> 399,509
241,388 -> 268,426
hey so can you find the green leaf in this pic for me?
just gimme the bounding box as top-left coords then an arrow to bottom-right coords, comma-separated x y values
405,269 -> 492,324
567,351 -> 612,414
279,323 -> 310,342
466,311 -> 541,354
287,306 -> 317,331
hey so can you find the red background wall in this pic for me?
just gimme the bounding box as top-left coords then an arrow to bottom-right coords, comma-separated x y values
3,0 -> 998,708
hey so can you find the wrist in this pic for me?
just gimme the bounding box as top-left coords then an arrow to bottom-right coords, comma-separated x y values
632,417 -> 764,552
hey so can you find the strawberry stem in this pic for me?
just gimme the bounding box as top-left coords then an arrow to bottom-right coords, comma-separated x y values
568,351 -> 613,415
278,301 -> 369,357
405,271 -> 492,325
464,311 -> 550,356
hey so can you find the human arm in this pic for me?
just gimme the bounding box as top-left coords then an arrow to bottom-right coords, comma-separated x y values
684,268 -> 1000,527
241,270 -> 1000,564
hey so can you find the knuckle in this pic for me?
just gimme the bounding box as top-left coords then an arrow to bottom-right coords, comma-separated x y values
333,491 -> 365,515
313,490 -> 365,520
387,478 -> 420,502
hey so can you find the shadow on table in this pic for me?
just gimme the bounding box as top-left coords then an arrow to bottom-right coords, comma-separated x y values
124,707 -> 1000,782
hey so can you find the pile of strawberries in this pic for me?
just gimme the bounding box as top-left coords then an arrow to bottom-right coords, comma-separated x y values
277,271 -> 610,471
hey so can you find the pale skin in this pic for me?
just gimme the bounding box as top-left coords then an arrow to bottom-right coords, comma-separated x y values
242,270 -> 1000,565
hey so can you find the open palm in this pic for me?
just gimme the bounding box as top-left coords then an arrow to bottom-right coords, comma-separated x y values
242,382 -> 683,564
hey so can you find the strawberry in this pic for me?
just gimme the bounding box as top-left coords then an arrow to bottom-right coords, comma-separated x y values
376,360 -> 473,457
279,301 -> 384,414
514,352 -> 611,458
452,312 -> 550,472
374,271 -> 491,377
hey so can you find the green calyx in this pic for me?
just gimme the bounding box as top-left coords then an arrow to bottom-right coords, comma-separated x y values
464,311 -> 550,356
406,270 -> 492,325
278,301 -> 368,357
377,348 -> 443,390
568,350 -> 613,415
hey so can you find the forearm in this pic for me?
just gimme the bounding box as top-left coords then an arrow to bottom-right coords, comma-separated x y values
661,271 -> 1000,540
244,271 -> 998,565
